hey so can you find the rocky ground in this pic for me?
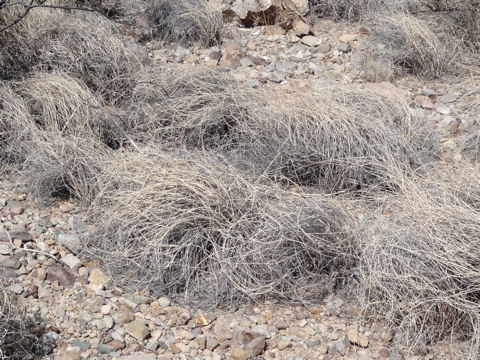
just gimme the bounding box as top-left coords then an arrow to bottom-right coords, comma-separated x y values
1,2 -> 478,359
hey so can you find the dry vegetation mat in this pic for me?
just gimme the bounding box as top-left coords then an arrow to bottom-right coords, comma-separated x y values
126,66 -> 438,193
358,165 -> 480,353
83,150 -> 357,305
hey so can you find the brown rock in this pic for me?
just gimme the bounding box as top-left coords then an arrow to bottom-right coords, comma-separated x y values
46,266 -> 77,288
347,328 -> 369,347
293,19 -> 310,35
107,340 -> 126,351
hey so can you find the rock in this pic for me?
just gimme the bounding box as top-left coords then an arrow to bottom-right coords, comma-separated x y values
58,234 -> 82,254
339,33 -> 357,43
101,304 -> 112,315
88,268 -> 111,292
1,258 -> 21,269
245,334 -> 265,357
107,340 -> 126,351
97,343 -> 116,354
181,330 -> 195,340
231,348 -> 250,360
59,202 -> 73,212
32,268 -> 47,281
0,242 -> 11,255
104,316 -> 114,329
221,40 -> 245,67
126,294 -> 152,305
71,339 -> 91,350
4,200 -> 24,210
0,229 -> 32,242
125,319 -> 150,341
197,336 -> 206,350
240,58 -> 254,67
7,283 -> 23,295
113,307 -> 135,325
46,266 -> 77,288
300,35 -> 322,47
38,217 -> 54,228
347,329 -> 369,347
378,348 -> 390,358
337,43 -> 351,53
282,0 -> 309,16
122,354 -> 156,360
293,19 -> 310,35
250,325 -> 271,338
146,340 -> 158,351
157,296 -> 171,306
61,254 -> 82,270
334,336 -> 350,356
318,43 -> 331,54
206,337 -> 219,350
421,88 -> 438,96
277,339 -> 291,350
68,215 -> 87,233
231,0 -> 274,19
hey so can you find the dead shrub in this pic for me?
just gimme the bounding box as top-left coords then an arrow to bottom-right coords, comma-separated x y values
84,150 -> 356,304
147,0 -> 223,46
1,4 -> 147,102
126,66 -> 437,193
12,72 -> 126,148
0,4 -> 59,80
0,82 -> 32,167
126,65 -> 254,148
37,12 -> 147,104
369,13 -> 460,78
234,86 -> 438,193
357,166 -> 480,353
21,131 -> 112,201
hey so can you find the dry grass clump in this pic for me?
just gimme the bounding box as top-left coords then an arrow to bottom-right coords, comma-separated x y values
369,13 -> 460,78
1,4 -> 147,102
126,67 -> 437,193
0,4 -> 59,80
147,0 -> 223,46
21,131 -> 112,202
234,86 -> 438,193
0,82 -> 32,167
0,281 -> 53,359
126,65 -> 254,148
358,166 -> 480,352
37,13 -> 147,104
84,150 -> 356,304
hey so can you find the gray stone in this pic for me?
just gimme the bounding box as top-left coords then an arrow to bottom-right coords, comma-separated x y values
58,233 -> 82,254
334,336 -> 350,356
318,43 -> 331,54
146,340 -> 159,351
1,258 -> 21,269
38,217 -> 54,228
126,294 -> 152,305
300,36 -> 322,47
7,283 -> 23,295
337,43 -> 351,53
4,200 -> 24,210
421,88 -> 438,96
71,339 -> 91,351
250,325 -> 271,338
0,229 -> 32,242
0,242 -> 11,255
122,354 -> 156,360
97,343 -> 116,354
240,58 -> 254,67
61,254 -> 82,270
68,215 -> 87,233
206,337 -> 220,350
